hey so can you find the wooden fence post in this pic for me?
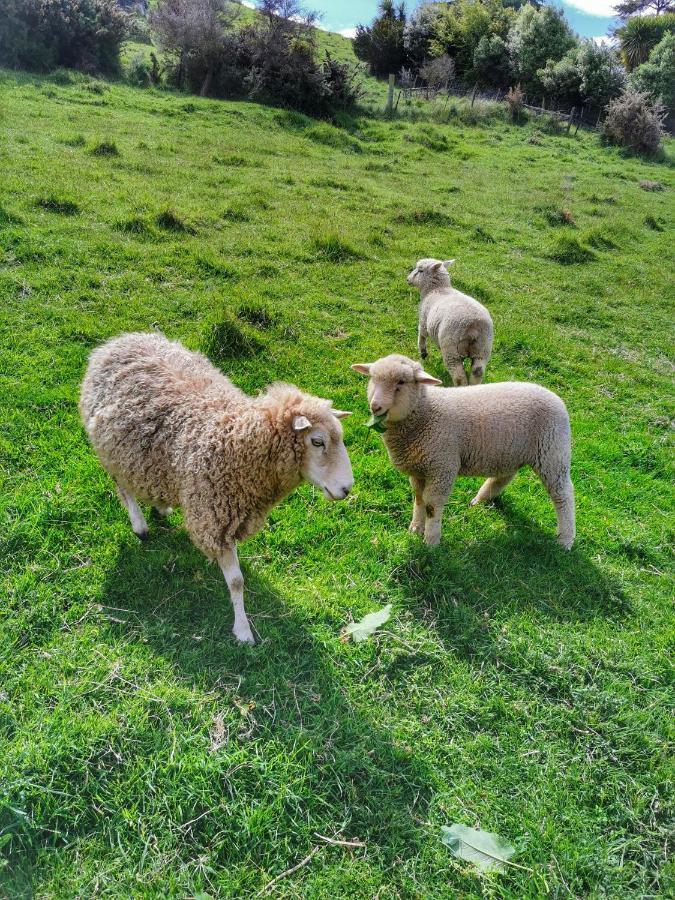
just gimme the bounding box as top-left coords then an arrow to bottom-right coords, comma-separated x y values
470,83 -> 478,107
386,74 -> 395,114
567,107 -> 575,134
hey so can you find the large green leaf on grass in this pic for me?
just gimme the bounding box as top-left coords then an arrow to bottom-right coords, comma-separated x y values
344,604 -> 392,642
440,824 -> 515,872
366,413 -> 388,433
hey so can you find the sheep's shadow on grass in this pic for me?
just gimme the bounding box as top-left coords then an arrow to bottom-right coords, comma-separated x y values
94,521 -> 434,862
393,496 -> 630,661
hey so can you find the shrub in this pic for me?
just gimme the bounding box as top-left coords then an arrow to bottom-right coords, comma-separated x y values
602,89 -> 665,155
0,0 -> 127,75
127,53 -> 152,87
508,4 -> 576,93
474,34 -> 512,87
321,52 -> 364,110
506,84 -> 525,123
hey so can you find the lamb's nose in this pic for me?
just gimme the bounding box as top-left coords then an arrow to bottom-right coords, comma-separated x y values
340,485 -> 351,498
370,402 -> 384,415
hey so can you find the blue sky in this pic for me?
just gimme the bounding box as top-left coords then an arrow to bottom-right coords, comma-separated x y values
315,1 -> 619,41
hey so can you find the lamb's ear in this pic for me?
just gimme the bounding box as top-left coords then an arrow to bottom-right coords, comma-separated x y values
293,415 -> 312,431
443,259 -> 455,268
431,261 -> 443,272
416,370 -> 443,385
332,410 -> 352,419
350,364 -> 371,376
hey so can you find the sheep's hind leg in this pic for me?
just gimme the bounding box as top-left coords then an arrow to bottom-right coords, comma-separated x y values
445,356 -> 468,387
219,544 -> 255,644
409,476 -> 426,536
469,357 -> 488,385
116,482 -> 149,540
470,473 -> 516,506
537,471 -> 576,550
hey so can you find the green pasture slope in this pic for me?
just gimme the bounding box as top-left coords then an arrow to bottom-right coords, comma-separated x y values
1,69 -> 673,898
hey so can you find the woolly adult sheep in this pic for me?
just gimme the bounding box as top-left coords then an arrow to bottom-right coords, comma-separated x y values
80,332 -> 354,644
407,258 -> 493,386
351,354 -> 575,549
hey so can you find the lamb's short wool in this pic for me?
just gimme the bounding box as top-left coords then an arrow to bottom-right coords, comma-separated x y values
80,332 -> 353,643
407,258 -> 493,385
352,354 -> 575,549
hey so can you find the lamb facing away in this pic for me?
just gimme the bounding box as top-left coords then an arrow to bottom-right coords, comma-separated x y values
407,258 -> 493,386
80,332 -> 353,644
352,354 -> 575,549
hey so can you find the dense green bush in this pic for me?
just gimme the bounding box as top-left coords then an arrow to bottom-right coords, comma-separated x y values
630,31 -> 675,117
0,0 -> 127,74
616,12 -> 675,71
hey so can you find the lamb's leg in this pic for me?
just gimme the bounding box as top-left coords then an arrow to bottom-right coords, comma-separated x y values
409,476 -> 426,535
116,482 -> 149,540
545,477 -> 576,550
219,544 -> 255,644
469,357 -> 488,385
445,355 -> 468,387
422,475 -> 456,546
470,473 -> 516,506
418,327 -> 428,360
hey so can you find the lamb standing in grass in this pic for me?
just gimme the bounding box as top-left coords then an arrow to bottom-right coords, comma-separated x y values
352,354 -> 575,549
80,332 -> 354,644
407,258 -> 493,385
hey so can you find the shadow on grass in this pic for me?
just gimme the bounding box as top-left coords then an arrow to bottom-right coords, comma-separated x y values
393,497 -> 630,661
92,520 -> 433,863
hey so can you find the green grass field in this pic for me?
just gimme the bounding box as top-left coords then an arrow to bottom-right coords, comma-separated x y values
1,69 -> 673,898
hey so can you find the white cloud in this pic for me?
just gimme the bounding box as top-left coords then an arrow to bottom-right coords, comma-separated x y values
560,0 -> 618,16
241,0 -> 255,7
338,27 -> 357,39
591,34 -> 617,45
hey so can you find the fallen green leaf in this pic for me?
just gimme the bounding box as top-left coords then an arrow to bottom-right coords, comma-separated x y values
343,604 -> 392,642
440,824 -> 516,872
365,413 -> 388,433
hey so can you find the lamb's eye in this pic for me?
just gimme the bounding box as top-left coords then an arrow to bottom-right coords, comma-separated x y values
311,438 -> 325,448
397,380 -> 405,386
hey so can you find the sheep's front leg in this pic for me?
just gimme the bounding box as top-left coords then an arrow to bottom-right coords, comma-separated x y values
409,476 -> 426,535
219,544 -> 255,644
116,482 -> 149,540
422,475 -> 456,546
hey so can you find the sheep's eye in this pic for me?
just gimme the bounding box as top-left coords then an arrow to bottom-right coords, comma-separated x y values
311,438 -> 325,448
397,380 -> 405,386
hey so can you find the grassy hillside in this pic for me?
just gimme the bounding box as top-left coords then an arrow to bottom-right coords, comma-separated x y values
1,70 -> 673,898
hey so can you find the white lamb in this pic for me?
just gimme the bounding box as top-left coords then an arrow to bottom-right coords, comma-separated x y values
80,332 -> 354,644
407,258 -> 494,386
352,354 -> 575,549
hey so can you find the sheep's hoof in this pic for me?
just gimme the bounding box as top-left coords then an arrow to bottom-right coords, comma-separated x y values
233,621 -> 255,645
558,535 -> 574,551
135,528 -> 150,542
409,520 -> 425,535
424,533 -> 441,547
469,495 -> 481,507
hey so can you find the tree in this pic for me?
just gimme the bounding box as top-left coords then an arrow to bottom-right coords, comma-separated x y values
404,2 -> 443,67
508,3 -> 577,93
538,48 -> 581,104
616,12 -> 675,70
150,0 -> 239,95
473,33 -> 512,85
615,0 -> 674,19
576,41 -> 625,109
630,30 -> 675,114
354,1 -> 408,77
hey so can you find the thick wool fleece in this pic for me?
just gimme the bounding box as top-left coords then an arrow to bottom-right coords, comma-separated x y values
366,354 -> 575,548
412,259 -> 493,385
80,332 -> 339,556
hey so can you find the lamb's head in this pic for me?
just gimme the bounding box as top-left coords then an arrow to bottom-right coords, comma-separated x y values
406,258 -> 455,295
351,354 -> 441,424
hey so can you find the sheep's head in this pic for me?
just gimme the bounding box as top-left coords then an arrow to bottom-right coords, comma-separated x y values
351,354 -> 441,424
406,258 -> 454,294
292,404 -> 354,501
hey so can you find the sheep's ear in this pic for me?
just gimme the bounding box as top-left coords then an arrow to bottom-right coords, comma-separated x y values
350,364 -> 371,376
332,410 -> 352,419
431,261 -> 443,272
293,415 -> 312,431
443,259 -> 455,268
416,370 -> 443,385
